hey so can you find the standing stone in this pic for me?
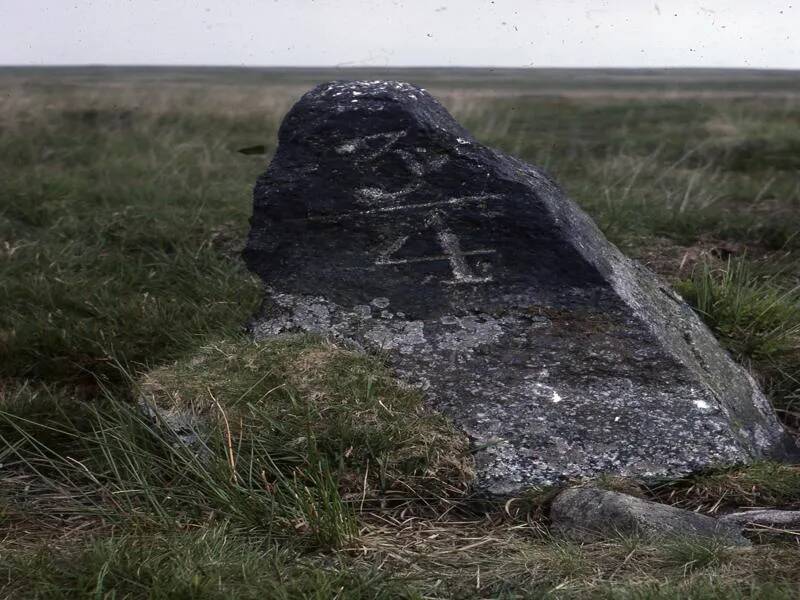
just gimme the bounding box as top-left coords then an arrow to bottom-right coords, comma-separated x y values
243,80 -> 798,495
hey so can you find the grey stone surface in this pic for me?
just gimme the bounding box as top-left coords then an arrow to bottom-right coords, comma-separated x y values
550,487 -> 749,545
719,509 -> 800,530
243,80 -> 798,495
138,397 -> 206,451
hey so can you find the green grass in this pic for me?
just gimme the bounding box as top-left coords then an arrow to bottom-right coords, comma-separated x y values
5,519 -> 800,599
1,67 -> 800,597
3,391 -> 359,549
0,336 -> 470,560
0,91 -> 270,388
676,259 -> 800,427
1,525 -> 419,599
676,259 -> 800,361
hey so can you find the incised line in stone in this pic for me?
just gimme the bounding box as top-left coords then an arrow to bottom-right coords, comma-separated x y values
376,209 -> 495,285
303,193 -> 503,223
335,130 -> 407,161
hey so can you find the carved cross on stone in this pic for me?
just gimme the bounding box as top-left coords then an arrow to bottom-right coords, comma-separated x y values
376,209 -> 495,285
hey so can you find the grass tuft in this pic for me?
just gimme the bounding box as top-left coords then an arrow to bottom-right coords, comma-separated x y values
649,462 -> 800,513
676,258 -> 800,430
660,537 -> 733,573
676,258 -> 800,362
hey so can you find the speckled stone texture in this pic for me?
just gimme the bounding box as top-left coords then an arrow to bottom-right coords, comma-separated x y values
550,487 -> 748,545
243,80 -> 798,495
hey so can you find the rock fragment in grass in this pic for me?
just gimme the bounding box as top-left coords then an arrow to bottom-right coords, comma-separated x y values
243,80 -> 798,495
719,509 -> 800,531
550,487 -> 749,546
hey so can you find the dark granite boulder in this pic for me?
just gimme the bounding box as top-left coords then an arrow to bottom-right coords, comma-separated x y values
243,80 -> 798,495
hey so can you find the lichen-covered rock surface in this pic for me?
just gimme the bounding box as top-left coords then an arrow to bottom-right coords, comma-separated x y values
243,80 -> 798,495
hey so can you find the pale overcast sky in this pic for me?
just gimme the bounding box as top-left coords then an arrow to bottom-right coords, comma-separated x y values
0,0 -> 797,69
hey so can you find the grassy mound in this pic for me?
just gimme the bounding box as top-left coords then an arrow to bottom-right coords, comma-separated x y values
140,335 -> 474,501
2,335 -> 472,552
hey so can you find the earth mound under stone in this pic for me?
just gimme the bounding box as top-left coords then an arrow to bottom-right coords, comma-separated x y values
243,80 -> 798,495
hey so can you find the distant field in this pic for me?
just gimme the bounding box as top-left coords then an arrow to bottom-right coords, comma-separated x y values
1,68 -> 799,598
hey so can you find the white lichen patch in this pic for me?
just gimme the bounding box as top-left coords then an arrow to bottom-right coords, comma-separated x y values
518,380 -> 566,406
356,183 -> 421,204
435,315 -> 509,351
335,142 -> 358,154
364,320 -> 426,351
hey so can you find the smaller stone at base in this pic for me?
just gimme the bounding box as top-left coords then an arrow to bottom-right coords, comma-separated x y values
550,487 -> 749,546
719,509 -> 800,531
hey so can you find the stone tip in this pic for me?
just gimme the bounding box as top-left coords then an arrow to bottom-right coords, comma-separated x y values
277,79 -> 471,148
309,79 -> 429,101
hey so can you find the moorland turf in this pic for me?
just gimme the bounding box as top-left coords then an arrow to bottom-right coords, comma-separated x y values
1,68 -> 799,598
